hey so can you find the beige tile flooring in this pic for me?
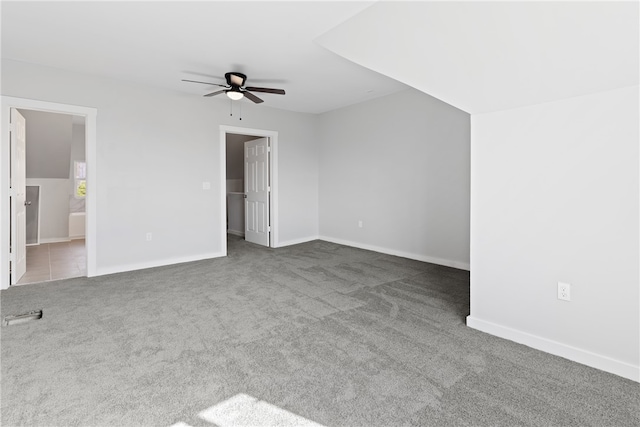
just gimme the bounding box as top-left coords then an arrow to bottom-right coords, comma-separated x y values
16,239 -> 86,286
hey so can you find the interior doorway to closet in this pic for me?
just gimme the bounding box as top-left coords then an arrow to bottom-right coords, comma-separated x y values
226,133 -> 258,239
221,126 -> 278,251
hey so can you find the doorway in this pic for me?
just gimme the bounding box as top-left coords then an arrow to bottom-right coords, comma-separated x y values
14,110 -> 87,285
220,125 -> 278,254
1,96 -> 97,290
226,133 -> 259,239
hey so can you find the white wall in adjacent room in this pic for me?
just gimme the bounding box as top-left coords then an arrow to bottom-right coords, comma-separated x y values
318,89 -> 470,269
25,178 -> 70,241
226,133 -> 256,181
20,109 -> 72,179
468,86 -> 639,380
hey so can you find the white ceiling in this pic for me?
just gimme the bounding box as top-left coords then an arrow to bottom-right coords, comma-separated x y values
5,2 -> 637,116
318,1 -> 639,114
1,1 -> 408,114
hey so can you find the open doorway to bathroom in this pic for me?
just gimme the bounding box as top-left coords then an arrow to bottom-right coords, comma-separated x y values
15,110 -> 87,285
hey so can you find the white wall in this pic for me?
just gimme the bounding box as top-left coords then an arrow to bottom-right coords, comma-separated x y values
226,133 -> 256,181
71,122 -> 86,159
2,59 -> 319,275
25,178 -> 70,242
468,86 -> 639,381
318,89 -> 470,269
20,109 -> 72,179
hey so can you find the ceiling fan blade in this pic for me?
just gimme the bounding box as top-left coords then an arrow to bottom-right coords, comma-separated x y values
245,87 -> 286,95
204,90 -> 226,97
243,91 -> 264,104
182,79 -> 227,88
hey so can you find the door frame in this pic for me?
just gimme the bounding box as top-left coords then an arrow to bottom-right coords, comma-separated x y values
219,125 -> 278,254
1,96 -> 97,290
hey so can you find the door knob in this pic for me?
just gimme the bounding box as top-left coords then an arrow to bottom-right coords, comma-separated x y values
24,201 -> 31,206
244,194 -> 247,198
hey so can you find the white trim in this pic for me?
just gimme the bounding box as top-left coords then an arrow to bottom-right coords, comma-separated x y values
96,252 -> 226,277
39,237 -> 72,244
318,235 -> 471,271
1,96 -> 97,290
276,236 -> 319,248
227,230 -> 245,237
466,316 -> 640,382
219,125 -> 279,251
219,128 -> 228,258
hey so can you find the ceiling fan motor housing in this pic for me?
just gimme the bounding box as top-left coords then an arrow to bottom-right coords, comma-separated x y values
226,72 -> 247,88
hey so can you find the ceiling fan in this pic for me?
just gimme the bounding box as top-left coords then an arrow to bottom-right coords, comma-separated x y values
182,72 -> 285,104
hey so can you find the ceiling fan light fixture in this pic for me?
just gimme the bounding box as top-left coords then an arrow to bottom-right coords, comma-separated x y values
184,72 -> 282,105
226,90 -> 244,101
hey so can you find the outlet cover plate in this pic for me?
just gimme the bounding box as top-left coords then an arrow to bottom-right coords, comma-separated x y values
558,282 -> 571,301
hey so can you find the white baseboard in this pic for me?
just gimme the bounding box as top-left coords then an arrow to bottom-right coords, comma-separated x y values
227,230 -> 245,237
466,316 -> 639,382
276,235 -> 319,248
318,235 -> 470,271
40,237 -> 71,244
96,251 -> 226,277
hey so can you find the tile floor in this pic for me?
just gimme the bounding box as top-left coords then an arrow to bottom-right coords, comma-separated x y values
16,239 -> 86,285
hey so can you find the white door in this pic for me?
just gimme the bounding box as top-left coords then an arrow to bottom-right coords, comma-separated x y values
10,108 -> 27,285
244,137 -> 270,246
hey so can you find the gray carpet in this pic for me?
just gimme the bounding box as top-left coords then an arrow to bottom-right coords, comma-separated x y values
1,236 -> 638,426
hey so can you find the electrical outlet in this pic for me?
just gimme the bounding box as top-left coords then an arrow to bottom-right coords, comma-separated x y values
146,232 -> 152,241
202,181 -> 211,190
358,220 -> 363,228
558,282 -> 571,301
